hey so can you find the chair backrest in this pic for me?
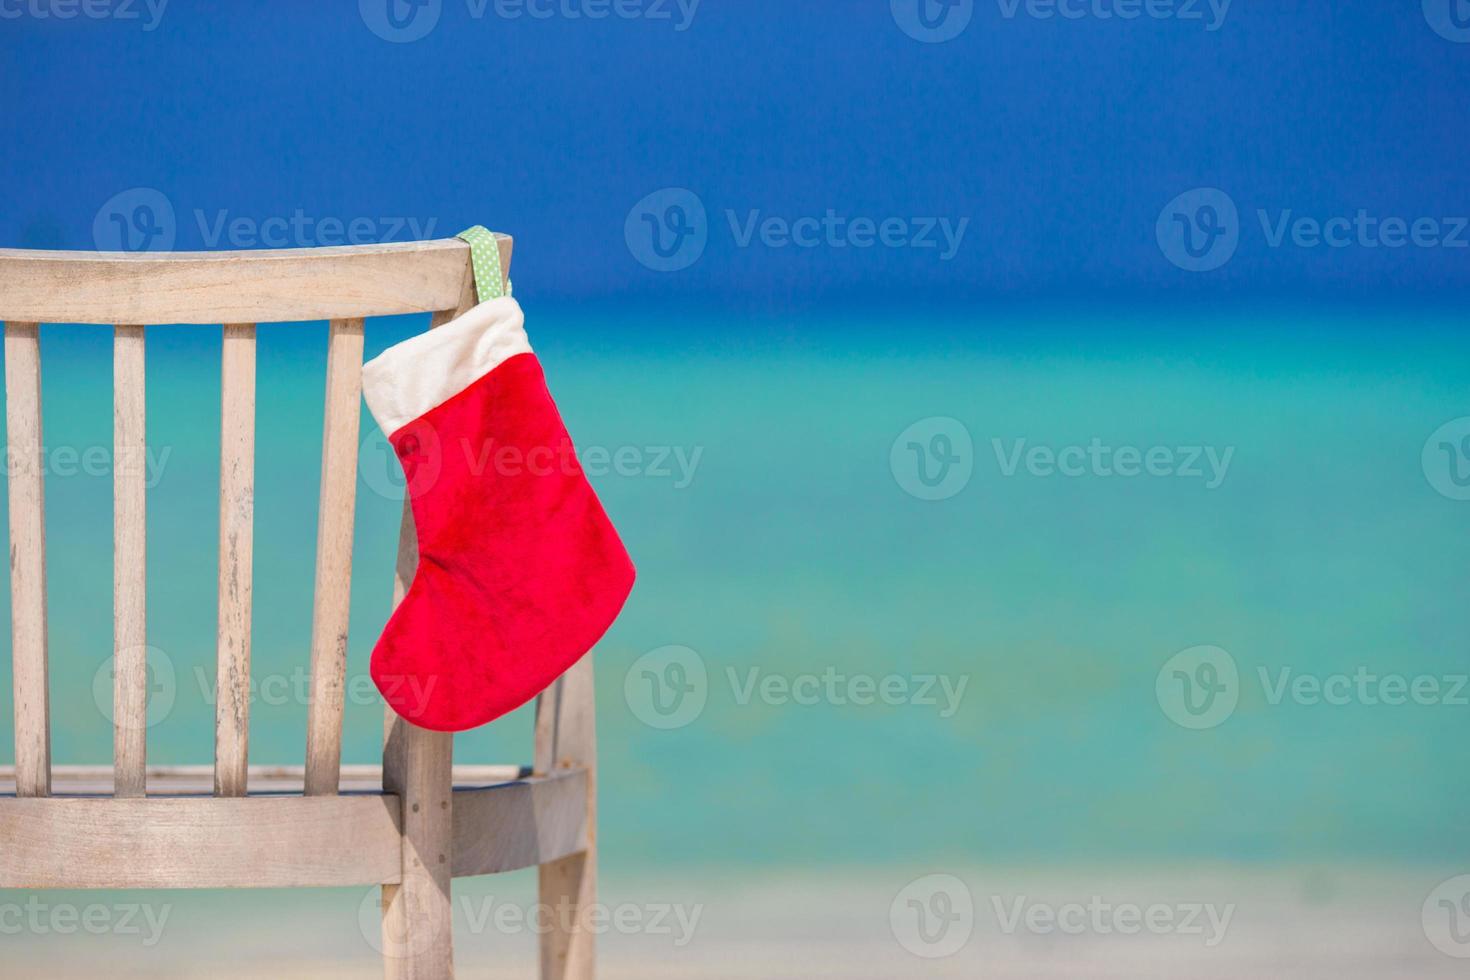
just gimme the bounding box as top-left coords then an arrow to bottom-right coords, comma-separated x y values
0,237 -> 511,800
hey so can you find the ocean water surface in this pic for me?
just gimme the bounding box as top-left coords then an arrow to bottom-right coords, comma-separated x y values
2,305 -> 1468,877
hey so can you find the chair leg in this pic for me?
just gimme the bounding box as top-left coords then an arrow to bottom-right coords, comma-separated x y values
540,851 -> 596,979
382,720 -> 456,980
536,654 -> 598,980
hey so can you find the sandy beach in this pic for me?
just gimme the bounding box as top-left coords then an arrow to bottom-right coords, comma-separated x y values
4,866 -> 1466,978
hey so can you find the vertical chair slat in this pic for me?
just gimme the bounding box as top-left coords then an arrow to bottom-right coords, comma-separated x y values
304,317 -> 365,796
382,714 -> 455,978
533,680 -> 563,775
536,654 -> 599,980
112,324 -> 148,798
381,286 -> 471,979
215,324 -> 257,797
4,321 -> 51,798
379,501 -> 421,790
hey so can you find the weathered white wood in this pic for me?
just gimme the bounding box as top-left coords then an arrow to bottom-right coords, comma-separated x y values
0,795 -> 403,889
113,324 -> 147,798
0,769 -> 582,888
537,653 -> 599,980
4,321 -> 50,798
529,335 -> 600,977
381,260 -> 478,980
304,318 -> 365,797
215,324 -> 256,797
453,768 -> 589,878
1,764 -> 529,797
0,236 -> 512,325
379,282 -> 472,789
381,724 -> 456,977
0,235 -> 592,978
533,681 -> 563,776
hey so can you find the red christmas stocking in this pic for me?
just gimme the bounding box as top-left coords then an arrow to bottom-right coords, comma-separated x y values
362,293 -> 635,731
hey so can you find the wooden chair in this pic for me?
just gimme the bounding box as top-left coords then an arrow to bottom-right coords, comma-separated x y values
0,238 -> 599,980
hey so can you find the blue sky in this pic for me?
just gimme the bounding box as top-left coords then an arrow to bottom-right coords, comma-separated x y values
1,2 -> 1468,310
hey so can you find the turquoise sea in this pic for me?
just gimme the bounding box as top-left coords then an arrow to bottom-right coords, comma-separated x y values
3,305 -> 1470,881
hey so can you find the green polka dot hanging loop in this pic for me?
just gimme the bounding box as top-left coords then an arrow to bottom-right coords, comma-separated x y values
456,225 -> 512,302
